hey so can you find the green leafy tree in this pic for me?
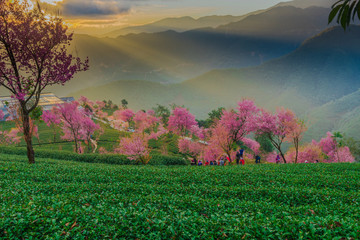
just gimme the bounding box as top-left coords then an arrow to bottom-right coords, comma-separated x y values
342,136 -> 360,161
153,104 -> 171,125
255,134 -> 274,153
197,107 -> 225,128
329,0 -> 360,29
29,106 -> 43,121
121,99 -> 128,109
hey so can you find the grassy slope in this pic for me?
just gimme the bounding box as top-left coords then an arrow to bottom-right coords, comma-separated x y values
0,120 -> 122,153
0,155 -> 359,239
306,89 -> 360,141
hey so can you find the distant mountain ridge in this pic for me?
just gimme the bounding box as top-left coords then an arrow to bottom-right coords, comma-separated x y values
68,26 -> 360,140
275,0 -> 334,8
38,5 -> 335,96
101,15 -> 250,38
100,0 -> 335,38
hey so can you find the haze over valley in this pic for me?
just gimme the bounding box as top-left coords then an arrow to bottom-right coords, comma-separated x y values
7,0 -> 358,140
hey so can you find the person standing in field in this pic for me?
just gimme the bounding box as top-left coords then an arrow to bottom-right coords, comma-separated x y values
236,150 -> 241,165
220,157 -> 225,166
276,155 -> 281,164
255,155 -> 261,164
240,157 -> 245,165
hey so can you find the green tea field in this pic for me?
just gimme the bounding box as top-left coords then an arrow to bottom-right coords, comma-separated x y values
0,154 -> 359,239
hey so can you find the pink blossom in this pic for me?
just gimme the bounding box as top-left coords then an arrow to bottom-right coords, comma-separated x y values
201,144 -> 223,162
148,124 -> 168,140
190,125 -> 207,140
0,110 -> 4,121
256,108 -> 297,163
178,138 -> 203,157
133,110 -> 159,132
95,101 -> 106,109
242,137 -> 260,155
42,109 -> 61,127
168,107 -> 197,136
54,101 -> 101,153
265,151 -> 280,163
0,128 -> 21,145
286,144 -> 324,163
115,134 -> 151,164
113,109 -> 135,122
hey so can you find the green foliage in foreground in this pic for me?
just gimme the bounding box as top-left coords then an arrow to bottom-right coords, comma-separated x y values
0,155 -> 359,239
0,146 -> 188,166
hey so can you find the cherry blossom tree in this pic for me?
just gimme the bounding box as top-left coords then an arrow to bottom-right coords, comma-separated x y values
178,138 -> 203,163
42,109 -> 61,143
209,123 -> 237,162
201,143 -> 223,163
56,102 -> 84,153
0,109 -> 4,121
80,117 -> 101,153
168,107 -> 197,136
190,125 -> 208,140
314,132 -> 355,163
285,119 -> 307,164
148,124 -> 168,140
256,108 -> 296,163
209,99 -> 259,161
265,151 -> 279,163
242,137 -> 260,156
285,144 -> 324,163
0,0 -> 89,163
113,109 -> 135,122
115,134 -> 151,164
0,128 -> 21,145
133,110 -> 159,133
55,102 -> 100,154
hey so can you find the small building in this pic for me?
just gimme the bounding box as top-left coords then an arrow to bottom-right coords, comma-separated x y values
0,93 -> 74,120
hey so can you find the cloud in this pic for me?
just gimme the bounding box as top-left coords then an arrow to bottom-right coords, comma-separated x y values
47,0 -> 134,18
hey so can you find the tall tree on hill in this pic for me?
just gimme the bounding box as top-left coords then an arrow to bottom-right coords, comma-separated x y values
256,108 -> 296,164
121,99 -> 128,109
329,0 -> 360,29
0,0 -> 89,163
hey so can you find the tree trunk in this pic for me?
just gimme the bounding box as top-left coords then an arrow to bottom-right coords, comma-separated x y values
87,138 -> 91,153
53,128 -> 56,143
74,138 -> 79,153
279,150 -> 287,164
294,138 -> 299,164
22,111 -> 35,164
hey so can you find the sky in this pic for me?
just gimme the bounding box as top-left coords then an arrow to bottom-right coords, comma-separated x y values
40,0 -> 287,34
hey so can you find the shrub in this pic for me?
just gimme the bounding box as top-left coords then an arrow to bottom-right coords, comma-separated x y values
0,146 -> 188,166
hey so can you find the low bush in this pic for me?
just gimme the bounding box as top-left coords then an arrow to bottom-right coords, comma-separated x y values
0,156 -> 359,239
0,146 -> 188,166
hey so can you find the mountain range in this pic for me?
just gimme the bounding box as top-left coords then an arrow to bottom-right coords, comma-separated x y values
101,15 -> 249,38
1,0 -> 359,141
41,5 -> 334,95
69,25 -> 360,141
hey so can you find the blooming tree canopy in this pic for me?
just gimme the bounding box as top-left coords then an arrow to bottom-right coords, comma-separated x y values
256,108 -> 296,163
314,132 -> 355,163
133,110 -> 159,133
178,138 -> 203,159
285,144 -> 324,163
0,109 -> 4,121
116,134 -> 151,164
0,0 -> 89,163
209,99 -> 259,161
242,137 -> 260,155
42,109 -> 61,142
54,102 -> 100,153
168,107 -> 197,136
